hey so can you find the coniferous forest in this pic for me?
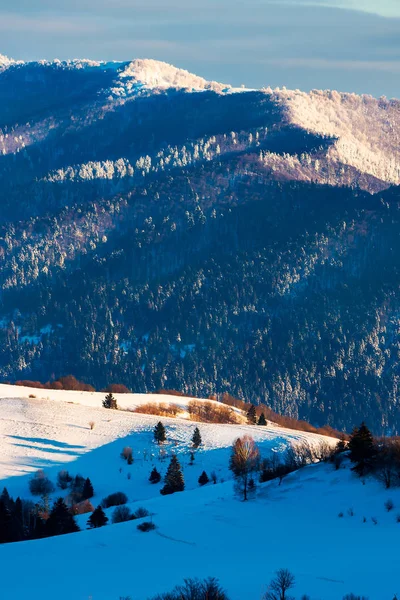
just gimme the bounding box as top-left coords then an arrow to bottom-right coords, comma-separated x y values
1,60 -> 400,434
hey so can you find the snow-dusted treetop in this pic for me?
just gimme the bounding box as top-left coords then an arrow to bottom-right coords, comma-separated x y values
0,54 -> 21,71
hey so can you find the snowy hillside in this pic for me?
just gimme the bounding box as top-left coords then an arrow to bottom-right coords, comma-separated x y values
272,87 -> 400,187
0,384 -> 333,490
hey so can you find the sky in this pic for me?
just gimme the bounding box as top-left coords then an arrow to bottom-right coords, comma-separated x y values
1,0 -> 400,98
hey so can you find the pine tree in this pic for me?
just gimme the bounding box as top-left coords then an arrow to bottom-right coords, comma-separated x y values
154,421 -> 166,445
198,471 -> 209,486
87,505 -> 108,529
160,455 -> 185,495
0,487 -> 10,507
0,499 -> 12,543
247,404 -> 257,424
82,478 -> 94,500
103,392 -> 118,409
348,422 -> 376,476
46,498 -> 80,537
192,426 -> 202,448
149,467 -> 161,484
258,412 -> 267,426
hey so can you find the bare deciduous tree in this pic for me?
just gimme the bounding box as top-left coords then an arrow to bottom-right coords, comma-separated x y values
229,435 -> 260,501
264,568 -> 295,600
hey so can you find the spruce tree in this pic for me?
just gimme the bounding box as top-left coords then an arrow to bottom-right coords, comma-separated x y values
247,404 -> 257,424
258,412 -> 267,426
103,392 -> 117,409
46,498 -> 80,537
154,421 -> 166,445
198,471 -> 209,486
87,505 -> 108,529
160,455 -> 185,495
0,487 -> 10,507
192,426 -> 202,448
348,422 -> 376,476
82,477 -> 94,500
0,499 -> 12,543
149,467 -> 161,484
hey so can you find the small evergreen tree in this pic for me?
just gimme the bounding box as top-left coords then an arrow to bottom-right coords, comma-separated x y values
247,404 -> 257,424
348,423 -> 376,476
154,421 -> 166,445
103,392 -> 117,409
149,467 -> 161,484
160,455 -> 185,496
192,426 -> 202,448
198,471 -> 209,486
87,505 -> 108,529
46,498 -> 80,537
82,478 -> 94,500
258,412 -> 267,426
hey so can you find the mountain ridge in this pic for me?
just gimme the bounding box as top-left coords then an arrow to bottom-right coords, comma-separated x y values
1,57 -> 400,433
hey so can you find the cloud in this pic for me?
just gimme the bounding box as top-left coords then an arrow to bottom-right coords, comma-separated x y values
0,13 -> 102,35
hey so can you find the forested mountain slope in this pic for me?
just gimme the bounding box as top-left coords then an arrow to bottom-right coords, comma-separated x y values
1,56 -> 400,433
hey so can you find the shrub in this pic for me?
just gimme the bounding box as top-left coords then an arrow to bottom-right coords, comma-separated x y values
112,505 -> 134,523
134,402 -> 183,417
133,507 -> 150,519
102,492 -> 128,508
137,521 -> 156,532
88,421 -> 95,430
188,400 -> 240,424
29,470 -> 55,496
101,383 -> 131,394
121,447 -> 133,462
57,469 -> 72,490
371,517 -> 378,525
29,394 -> 36,398
71,499 -> 94,515
338,512 -> 344,518
385,499 -> 394,512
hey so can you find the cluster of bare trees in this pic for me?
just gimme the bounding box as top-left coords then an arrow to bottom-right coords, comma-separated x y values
230,435 -> 337,500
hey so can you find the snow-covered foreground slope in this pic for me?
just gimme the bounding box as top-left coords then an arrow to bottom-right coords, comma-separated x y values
0,385 -> 332,496
0,386 -> 393,600
1,458 -> 399,600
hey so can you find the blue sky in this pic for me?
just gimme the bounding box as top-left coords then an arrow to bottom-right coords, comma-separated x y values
1,0 -> 400,97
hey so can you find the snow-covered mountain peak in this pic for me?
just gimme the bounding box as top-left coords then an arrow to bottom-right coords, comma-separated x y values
112,58 -> 230,97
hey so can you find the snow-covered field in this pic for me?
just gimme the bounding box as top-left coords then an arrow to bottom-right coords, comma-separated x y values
0,385 -> 397,600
